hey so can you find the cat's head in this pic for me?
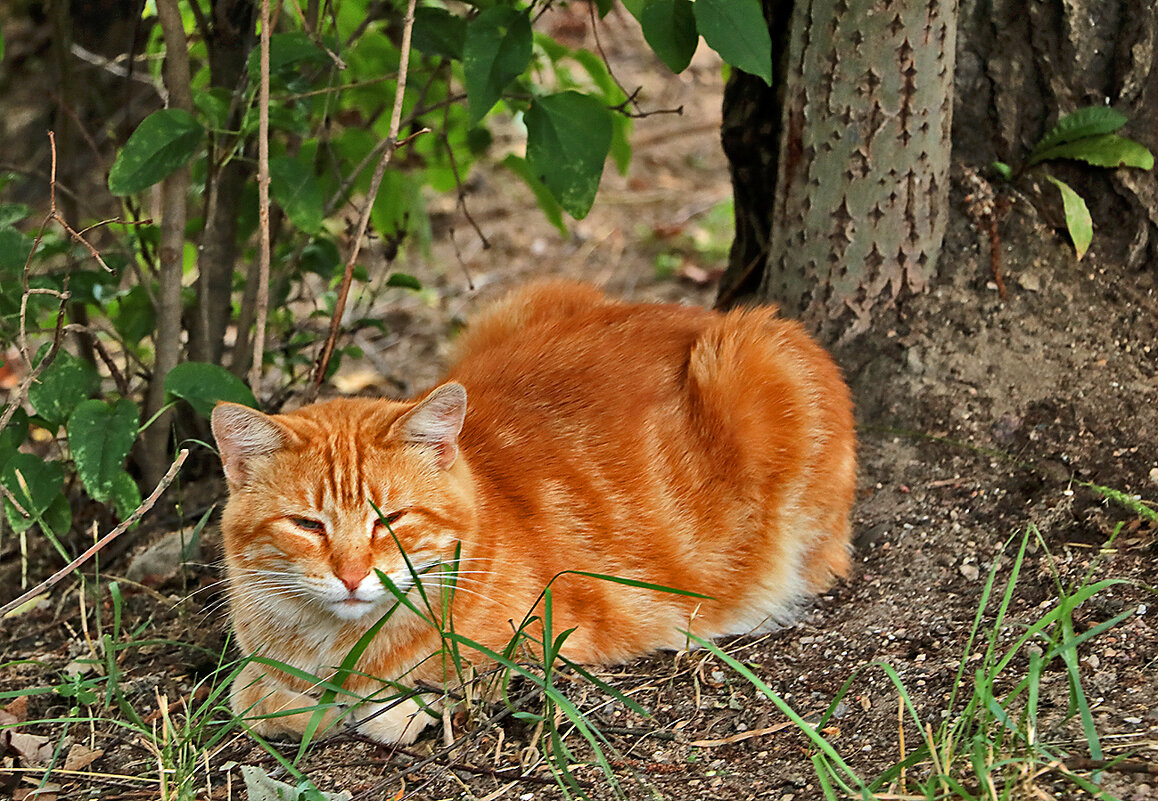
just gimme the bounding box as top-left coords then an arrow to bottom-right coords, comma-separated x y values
211,384 -> 474,622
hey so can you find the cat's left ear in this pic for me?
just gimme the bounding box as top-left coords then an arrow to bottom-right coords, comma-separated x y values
389,383 -> 467,470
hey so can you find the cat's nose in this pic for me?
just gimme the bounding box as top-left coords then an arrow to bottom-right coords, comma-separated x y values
336,565 -> 370,592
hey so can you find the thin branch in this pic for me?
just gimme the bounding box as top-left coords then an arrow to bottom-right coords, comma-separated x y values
310,0 -> 422,393
89,333 -> 131,397
587,3 -> 641,116
448,229 -> 476,291
250,0 -> 273,392
440,99 -> 489,253
0,483 -> 28,519
0,450 -> 189,619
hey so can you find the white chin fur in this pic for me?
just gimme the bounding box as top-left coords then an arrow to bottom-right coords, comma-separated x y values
329,599 -> 380,620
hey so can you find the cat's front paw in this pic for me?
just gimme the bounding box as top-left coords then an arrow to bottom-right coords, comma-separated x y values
350,696 -> 437,745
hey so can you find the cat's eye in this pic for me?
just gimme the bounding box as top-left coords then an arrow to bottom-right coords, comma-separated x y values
374,510 -> 407,530
290,517 -> 326,535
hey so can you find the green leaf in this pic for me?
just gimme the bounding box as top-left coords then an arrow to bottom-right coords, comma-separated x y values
68,399 -> 139,503
991,161 -> 1013,180
108,109 -> 203,196
0,203 -> 30,228
694,0 -> 772,84
1029,134 -> 1154,170
28,349 -> 100,430
462,8 -> 533,124
246,32 -> 328,81
620,0 -> 646,19
108,471 -> 142,522
109,285 -> 156,343
526,92 -> 613,219
1031,106 -> 1128,157
270,155 -> 324,233
370,171 -> 432,255
2,454 -> 64,534
164,362 -> 258,418
1047,176 -> 1093,260
639,0 -> 698,74
413,7 -> 467,60
0,408 -> 29,468
503,155 -> 566,235
192,87 -> 233,132
40,492 -> 72,540
67,270 -> 121,305
385,273 -> 422,290
0,226 -> 34,277
301,238 -> 341,278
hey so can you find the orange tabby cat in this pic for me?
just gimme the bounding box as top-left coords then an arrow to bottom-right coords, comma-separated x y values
212,281 -> 855,744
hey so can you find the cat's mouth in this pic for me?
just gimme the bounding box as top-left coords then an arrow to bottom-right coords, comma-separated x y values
329,597 -> 377,620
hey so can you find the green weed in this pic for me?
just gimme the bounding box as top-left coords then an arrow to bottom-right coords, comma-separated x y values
696,524 -> 1143,800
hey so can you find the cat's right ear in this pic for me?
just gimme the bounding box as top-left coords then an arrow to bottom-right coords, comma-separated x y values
211,403 -> 289,487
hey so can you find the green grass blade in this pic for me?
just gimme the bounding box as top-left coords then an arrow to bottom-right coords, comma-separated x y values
688,634 -> 867,794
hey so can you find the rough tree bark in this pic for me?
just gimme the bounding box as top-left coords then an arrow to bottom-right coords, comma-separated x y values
720,0 -> 1158,335
190,0 -> 257,366
953,0 -> 1158,267
139,0 -> 194,487
719,0 -> 958,340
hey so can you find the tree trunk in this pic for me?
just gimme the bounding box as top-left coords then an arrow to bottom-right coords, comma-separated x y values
139,0 -> 195,487
720,0 -> 958,341
953,0 -> 1158,267
190,0 -> 257,366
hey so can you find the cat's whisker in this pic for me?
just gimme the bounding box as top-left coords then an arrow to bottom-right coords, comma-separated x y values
419,581 -> 502,608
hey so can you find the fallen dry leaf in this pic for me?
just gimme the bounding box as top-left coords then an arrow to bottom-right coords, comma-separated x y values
63,743 -> 103,771
14,781 -> 61,800
9,731 -> 53,766
3,696 -> 29,723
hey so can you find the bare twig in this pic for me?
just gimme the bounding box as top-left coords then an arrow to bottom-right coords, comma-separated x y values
587,3 -> 641,116
686,719 -> 797,747
440,100 -> 489,256
310,0 -> 423,393
250,0 -> 273,392
90,334 -> 131,396
2,134 -> 74,438
448,229 -> 476,291
0,484 -> 29,519
0,450 -> 189,620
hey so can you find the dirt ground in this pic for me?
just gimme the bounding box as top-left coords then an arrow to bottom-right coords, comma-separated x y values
2,11 -> 1157,801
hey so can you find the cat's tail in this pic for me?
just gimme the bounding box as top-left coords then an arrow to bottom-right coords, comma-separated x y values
688,307 -> 857,592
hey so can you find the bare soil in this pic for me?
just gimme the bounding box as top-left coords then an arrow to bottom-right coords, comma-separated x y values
2,12 -> 1157,801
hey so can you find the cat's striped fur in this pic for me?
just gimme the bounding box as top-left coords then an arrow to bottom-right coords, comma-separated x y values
212,281 -> 856,744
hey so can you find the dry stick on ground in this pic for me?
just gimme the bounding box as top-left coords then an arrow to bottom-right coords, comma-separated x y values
309,0 -> 422,396
1065,757 -> 1158,776
0,450 -> 189,619
250,0 -> 273,393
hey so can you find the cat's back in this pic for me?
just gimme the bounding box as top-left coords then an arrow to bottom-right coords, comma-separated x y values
442,281 -> 855,645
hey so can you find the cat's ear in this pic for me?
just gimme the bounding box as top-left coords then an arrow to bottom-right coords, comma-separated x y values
389,383 -> 467,470
211,403 -> 290,486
